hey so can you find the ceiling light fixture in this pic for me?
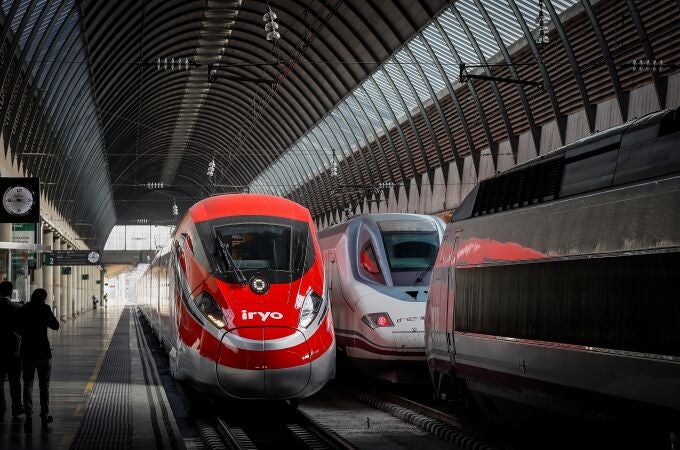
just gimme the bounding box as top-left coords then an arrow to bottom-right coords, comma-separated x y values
535,0 -> 550,46
263,5 -> 280,42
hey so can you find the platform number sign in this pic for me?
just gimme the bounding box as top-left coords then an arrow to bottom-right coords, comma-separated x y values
0,178 -> 40,223
43,250 -> 103,266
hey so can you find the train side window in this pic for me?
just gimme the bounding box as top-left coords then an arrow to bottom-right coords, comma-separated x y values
360,244 -> 385,284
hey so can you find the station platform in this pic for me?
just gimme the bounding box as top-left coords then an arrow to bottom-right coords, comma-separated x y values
0,304 -> 186,450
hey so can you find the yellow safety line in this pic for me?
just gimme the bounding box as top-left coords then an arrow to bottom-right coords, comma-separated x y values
60,309 -> 122,448
83,349 -> 107,397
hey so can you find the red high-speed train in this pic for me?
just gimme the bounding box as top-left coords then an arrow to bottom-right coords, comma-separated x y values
137,194 -> 335,399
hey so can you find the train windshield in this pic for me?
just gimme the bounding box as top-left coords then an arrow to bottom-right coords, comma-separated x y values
215,224 -> 292,271
378,220 -> 439,272
198,216 -> 314,284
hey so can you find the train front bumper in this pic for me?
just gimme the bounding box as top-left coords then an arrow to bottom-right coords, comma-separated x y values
216,327 -> 335,399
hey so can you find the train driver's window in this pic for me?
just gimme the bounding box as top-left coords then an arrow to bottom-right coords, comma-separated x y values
360,244 -> 385,284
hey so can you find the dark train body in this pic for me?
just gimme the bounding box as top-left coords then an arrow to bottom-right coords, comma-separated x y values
425,108 -> 680,425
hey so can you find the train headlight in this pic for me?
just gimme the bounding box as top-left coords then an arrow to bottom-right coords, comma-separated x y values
299,291 -> 323,329
194,292 -> 226,329
361,312 -> 394,329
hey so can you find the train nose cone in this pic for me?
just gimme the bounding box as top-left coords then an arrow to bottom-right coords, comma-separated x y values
216,327 -> 311,399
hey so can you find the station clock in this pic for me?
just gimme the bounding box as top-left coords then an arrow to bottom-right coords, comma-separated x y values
0,178 -> 40,223
3,186 -> 35,216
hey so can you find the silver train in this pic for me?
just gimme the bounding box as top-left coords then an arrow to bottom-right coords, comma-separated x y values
319,213 -> 445,382
426,107 -> 680,426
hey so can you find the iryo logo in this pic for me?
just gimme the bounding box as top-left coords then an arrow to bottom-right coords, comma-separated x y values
241,310 -> 284,321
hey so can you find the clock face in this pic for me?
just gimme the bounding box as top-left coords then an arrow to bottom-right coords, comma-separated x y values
88,251 -> 100,264
3,186 -> 34,216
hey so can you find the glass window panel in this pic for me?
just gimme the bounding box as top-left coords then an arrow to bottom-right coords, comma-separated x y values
437,8 -> 479,65
408,35 -> 446,94
484,1 -> 525,48
458,0 -> 499,60
372,69 -> 406,119
17,0 -> 46,49
384,60 -> 416,109
362,78 -> 394,128
422,25 -> 460,85
353,87 -> 382,130
345,94 -> 373,138
3,0 -> 31,32
395,50 -> 429,101
338,99 -> 367,149
310,127 -> 332,170
333,102 -> 363,149
324,116 -> 352,157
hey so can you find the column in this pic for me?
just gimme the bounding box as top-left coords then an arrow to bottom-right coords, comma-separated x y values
100,268 -> 105,306
43,230 -> 54,310
54,238 -> 64,320
80,266 -> 90,312
90,266 -> 95,310
0,224 -> 10,282
74,266 -> 80,315
32,261 -> 42,298
80,266 -> 86,313
85,266 -> 91,311
0,223 -> 11,241
65,244 -> 72,319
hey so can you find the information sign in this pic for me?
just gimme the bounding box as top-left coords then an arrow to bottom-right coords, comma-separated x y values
44,250 -> 101,266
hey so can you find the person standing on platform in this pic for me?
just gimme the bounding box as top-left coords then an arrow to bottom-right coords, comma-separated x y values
15,288 -> 59,432
92,295 -> 98,310
0,281 -> 24,422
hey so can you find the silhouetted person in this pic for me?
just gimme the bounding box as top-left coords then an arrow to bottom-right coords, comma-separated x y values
15,288 -> 59,432
0,280 -> 23,422
92,295 -> 98,310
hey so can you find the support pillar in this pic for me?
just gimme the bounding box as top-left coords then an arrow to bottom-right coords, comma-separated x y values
81,266 -> 86,313
86,266 -> 91,311
0,223 -> 11,242
55,238 -> 65,320
100,268 -> 105,306
43,230 -> 53,309
0,224 -> 10,282
90,266 -> 96,309
74,266 -> 80,315
65,244 -> 72,319
32,260 -> 42,298
81,266 -> 85,313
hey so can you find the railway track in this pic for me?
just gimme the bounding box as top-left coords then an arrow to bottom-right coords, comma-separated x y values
336,383 -> 505,450
198,405 -> 356,450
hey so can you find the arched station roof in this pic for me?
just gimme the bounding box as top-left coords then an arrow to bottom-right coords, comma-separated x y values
0,0 -> 677,246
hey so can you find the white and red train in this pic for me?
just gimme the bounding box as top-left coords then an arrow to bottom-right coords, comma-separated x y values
426,108 -> 680,426
137,194 -> 335,399
319,213 -> 445,383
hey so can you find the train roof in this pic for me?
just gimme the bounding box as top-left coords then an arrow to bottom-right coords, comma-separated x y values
318,213 -> 443,239
188,194 -> 313,224
454,107 -> 680,221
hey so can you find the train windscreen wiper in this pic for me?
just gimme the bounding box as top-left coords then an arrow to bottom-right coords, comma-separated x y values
415,259 -> 436,283
215,235 -> 247,286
